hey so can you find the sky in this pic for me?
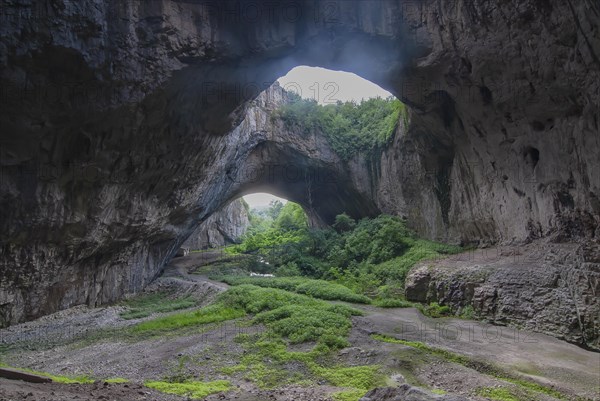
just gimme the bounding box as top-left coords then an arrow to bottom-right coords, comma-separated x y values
276,66 -> 392,105
243,66 -> 392,208
244,193 -> 288,209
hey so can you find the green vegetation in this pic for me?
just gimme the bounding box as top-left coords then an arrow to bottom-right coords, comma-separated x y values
39,372 -> 94,384
274,94 -> 408,160
229,201 -> 308,256
145,380 -> 232,399
219,285 -> 360,347
371,334 -> 470,365
476,387 -> 519,401
0,363 -> 94,384
130,304 -> 245,335
223,334 -> 383,397
217,276 -> 371,304
120,292 -> 197,320
131,283 -> 359,348
208,284 -> 383,396
228,203 -> 462,307
311,364 -> 382,391
503,377 -> 568,400
418,302 -> 452,318
459,305 -> 475,319
104,377 -> 129,384
332,389 -> 370,401
372,334 -> 568,400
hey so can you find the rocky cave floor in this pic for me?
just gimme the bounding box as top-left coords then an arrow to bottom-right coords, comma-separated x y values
0,251 -> 599,401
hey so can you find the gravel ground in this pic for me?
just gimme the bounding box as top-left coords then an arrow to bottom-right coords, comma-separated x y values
0,254 -> 598,401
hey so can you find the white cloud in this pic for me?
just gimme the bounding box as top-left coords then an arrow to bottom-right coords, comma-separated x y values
277,66 -> 392,105
243,193 -> 288,209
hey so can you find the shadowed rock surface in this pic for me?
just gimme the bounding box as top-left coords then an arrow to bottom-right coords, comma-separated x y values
183,198 -> 250,249
1,0 -> 599,325
405,240 -> 600,350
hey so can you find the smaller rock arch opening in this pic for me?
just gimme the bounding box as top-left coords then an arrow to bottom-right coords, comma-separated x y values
182,193 -> 305,252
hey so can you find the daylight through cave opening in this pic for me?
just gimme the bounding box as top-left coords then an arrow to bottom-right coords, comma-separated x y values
195,66 -> 403,237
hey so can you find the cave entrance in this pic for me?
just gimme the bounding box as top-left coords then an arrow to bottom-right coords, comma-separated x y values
182,66 -> 403,265
208,66 -> 400,230
183,192 -> 310,255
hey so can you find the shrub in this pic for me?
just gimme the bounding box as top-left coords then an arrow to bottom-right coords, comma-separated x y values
130,304 -> 245,334
220,276 -> 370,304
333,213 -> 356,232
218,285 -> 360,346
274,96 -> 407,160
419,302 -> 452,318
459,305 -> 475,319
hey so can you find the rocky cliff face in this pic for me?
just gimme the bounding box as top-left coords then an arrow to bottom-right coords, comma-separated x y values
1,0 -> 598,325
405,241 -> 600,350
183,199 -> 250,250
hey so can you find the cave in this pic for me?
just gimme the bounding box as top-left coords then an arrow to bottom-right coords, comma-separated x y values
0,1 -> 599,398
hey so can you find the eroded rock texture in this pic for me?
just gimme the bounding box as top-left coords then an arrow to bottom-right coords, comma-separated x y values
405,241 -> 600,350
0,0 -> 599,325
182,198 -> 250,250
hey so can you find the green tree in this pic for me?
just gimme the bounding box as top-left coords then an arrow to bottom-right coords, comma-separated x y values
275,202 -> 308,232
274,96 -> 407,160
333,213 -> 356,233
267,200 -> 284,220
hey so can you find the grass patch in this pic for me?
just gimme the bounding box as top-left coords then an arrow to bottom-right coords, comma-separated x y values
218,276 -> 371,304
418,302 -> 452,318
372,334 -> 568,400
217,285 -> 381,394
130,304 -> 245,335
219,285 -> 361,347
310,364 -> 382,390
223,335 -> 383,394
311,364 -> 382,401
0,363 -> 94,384
104,377 -> 129,383
503,377 -> 568,399
120,292 -> 198,320
332,389 -> 369,401
145,380 -> 231,399
477,387 -> 519,401
372,334 -> 469,365
221,337 -> 319,388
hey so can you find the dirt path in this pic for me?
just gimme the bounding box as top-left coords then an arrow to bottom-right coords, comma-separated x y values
161,252 -> 231,291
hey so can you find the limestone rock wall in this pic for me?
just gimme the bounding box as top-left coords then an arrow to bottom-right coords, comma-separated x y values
404,241 -> 600,350
0,0 -> 599,325
183,199 -> 250,250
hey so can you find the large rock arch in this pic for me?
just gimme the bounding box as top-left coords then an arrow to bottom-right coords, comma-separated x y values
211,83 -> 382,227
1,0 -> 598,325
